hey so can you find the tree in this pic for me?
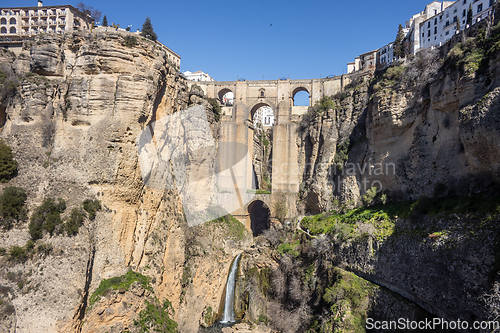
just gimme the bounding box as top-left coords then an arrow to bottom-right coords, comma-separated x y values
76,3 -> 102,23
102,15 -> 108,27
141,17 -> 157,42
0,139 -> 17,183
467,4 -> 473,26
394,24 -> 405,59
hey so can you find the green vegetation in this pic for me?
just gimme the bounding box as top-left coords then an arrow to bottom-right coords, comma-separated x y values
334,139 -> 350,169
361,187 -> 378,206
301,191 -> 500,241
203,306 -> 214,326
89,270 -> 152,307
372,65 -> 405,92
277,238 -> 301,257
140,17 -> 157,41
0,186 -> 27,229
65,208 -> 86,236
83,199 -> 101,220
207,215 -> 248,240
247,267 -> 272,294
207,98 -> 221,121
274,195 -> 288,223
29,198 -> 66,240
394,24 -> 406,59
134,298 -> 178,333
123,35 -> 137,48
102,15 -> 108,27
0,140 -> 18,183
313,95 -> 334,114
0,69 -> 19,101
445,22 -> 500,76
6,240 -> 52,262
322,268 -> 377,333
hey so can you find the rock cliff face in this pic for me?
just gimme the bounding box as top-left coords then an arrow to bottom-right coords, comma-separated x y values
0,31 -> 246,333
298,38 -> 500,213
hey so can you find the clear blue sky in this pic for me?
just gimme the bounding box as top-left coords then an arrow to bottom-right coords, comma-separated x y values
11,0 -> 435,81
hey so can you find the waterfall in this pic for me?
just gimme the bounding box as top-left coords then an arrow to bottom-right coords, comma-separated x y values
220,254 -> 242,323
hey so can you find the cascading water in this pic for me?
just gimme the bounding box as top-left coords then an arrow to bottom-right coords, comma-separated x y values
220,254 -> 242,323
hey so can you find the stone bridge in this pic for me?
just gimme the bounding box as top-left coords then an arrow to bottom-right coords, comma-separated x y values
189,75 -> 361,234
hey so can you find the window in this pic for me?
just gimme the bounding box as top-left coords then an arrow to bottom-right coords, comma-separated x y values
428,21 -> 431,28
490,0 -> 494,6
478,3 -> 483,12
453,16 -> 458,23
446,31 -> 450,35
422,32 -> 425,37
434,9 -> 437,15
0,18 -> 6,25
0,27 -> 6,34
446,20 -> 450,27
454,9 -> 458,13
9,18 -> 15,25
440,15 -> 443,20
9,27 -> 15,34
463,0 -> 467,3
463,9 -> 467,17
428,30 -> 431,37
446,12 -> 450,18
434,26 -> 438,34
435,18 -> 438,25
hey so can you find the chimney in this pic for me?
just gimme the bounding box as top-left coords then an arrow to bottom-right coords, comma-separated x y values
38,0 -> 43,7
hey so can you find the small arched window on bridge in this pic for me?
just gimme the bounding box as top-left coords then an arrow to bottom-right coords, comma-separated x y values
259,88 -> 265,98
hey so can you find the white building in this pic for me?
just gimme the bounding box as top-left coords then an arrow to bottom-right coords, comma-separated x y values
419,0 -> 495,50
253,106 -> 274,128
183,71 -> 214,82
377,42 -> 395,70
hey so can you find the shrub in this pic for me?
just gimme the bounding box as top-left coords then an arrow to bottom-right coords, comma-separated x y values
362,187 -> 378,206
29,198 -> 66,240
0,186 -> 27,229
89,270 -> 152,307
83,199 -> 101,220
8,245 -> 28,262
207,98 -> 221,121
123,35 -> 137,47
334,139 -> 350,169
65,208 -> 86,236
134,298 -> 178,333
0,140 -> 17,183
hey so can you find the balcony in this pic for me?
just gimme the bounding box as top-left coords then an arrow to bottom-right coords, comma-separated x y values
21,21 -> 29,27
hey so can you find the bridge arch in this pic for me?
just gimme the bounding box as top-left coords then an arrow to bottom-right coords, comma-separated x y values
217,88 -> 234,106
248,101 -> 276,123
292,86 -> 310,106
247,200 -> 271,236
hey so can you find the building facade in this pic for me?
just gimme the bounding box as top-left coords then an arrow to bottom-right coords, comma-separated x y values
183,71 -> 214,82
347,0 -> 497,73
419,0 -> 495,50
0,1 -> 91,38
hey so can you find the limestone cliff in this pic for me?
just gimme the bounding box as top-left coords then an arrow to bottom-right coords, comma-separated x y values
0,30 -> 243,333
298,20 -> 500,213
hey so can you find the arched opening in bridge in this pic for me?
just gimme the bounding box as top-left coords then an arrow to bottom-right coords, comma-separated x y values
248,200 -> 270,237
218,89 -> 234,107
249,103 -> 274,191
292,87 -> 310,106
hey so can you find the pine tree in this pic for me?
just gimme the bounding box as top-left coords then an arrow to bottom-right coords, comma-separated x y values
467,4 -> 473,26
141,17 -> 157,42
394,24 -> 405,59
102,15 -> 108,27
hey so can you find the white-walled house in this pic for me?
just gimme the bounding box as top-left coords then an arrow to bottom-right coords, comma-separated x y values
419,0 -> 495,50
183,71 -> 214,82
377,42 -> 395,70
253,106 -> 274,128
